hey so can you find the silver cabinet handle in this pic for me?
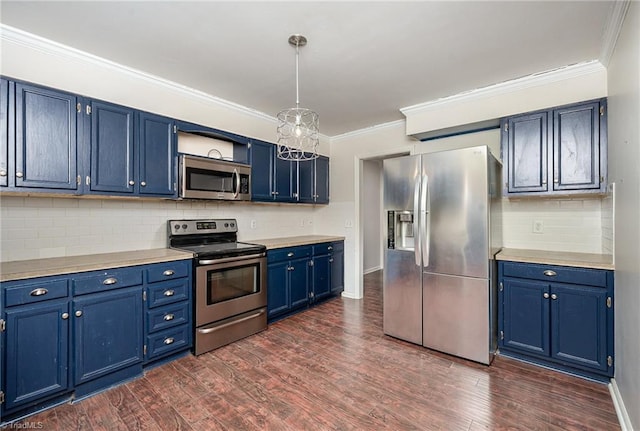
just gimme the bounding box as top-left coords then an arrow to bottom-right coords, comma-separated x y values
16,172 -> 23,178
75,310 -> 83,317
164,289 -> 175,297
327,246 -> 333,251
140,181 -> 146,187
103,277 -> 118,285
128,180 -> 135,186
543,293 -> 550,299
164,337 -> 175,345
287,252 -> 294,257
30,288 -> 48,296
543,270 -> 557,277
329,258 -> 334,263
0,169 -> 7,177
61,312 -> 69,320
551,294 -> 558,300
163,314 -> 175,321
162,270 -> 175,276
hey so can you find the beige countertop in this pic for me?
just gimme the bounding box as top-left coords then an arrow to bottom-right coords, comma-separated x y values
496,248 -> 614,270
251,235 -> 345,250
0,248 -> 195,282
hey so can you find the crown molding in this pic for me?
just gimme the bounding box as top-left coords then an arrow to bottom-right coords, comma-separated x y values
0,24 -> 278,125
600,0 -> 631,67
400,60 -> 606,116
331,119 -> 406,142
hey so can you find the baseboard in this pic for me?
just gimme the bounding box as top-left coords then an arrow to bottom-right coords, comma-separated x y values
363,266 -> 382,275
609,378 -> 634,430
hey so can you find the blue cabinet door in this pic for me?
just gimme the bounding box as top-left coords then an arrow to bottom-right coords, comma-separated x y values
314,156 -> 330,203
274,156 -> 293,201
4,300 -> 69,411
330,245 -> 344,295
502,278 -> 550,357
89,101 -> 135,193
289,257 -> 310,309
250,140 -> 274,201
504,111 -> 549,194
267,261 -> 289,318
297,160 -> 314,202
312,254 -> 331,302
0,78 -> 8,187
553,101 -> 602,191
551,283 -> 608,371
15,83 -> 79,190
73,286 -> 143,385
138,111 -> 175,196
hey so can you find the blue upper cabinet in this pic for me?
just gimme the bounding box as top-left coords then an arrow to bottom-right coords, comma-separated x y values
0,78 -> 8,187
501,98 -> 607,197
15,83 -> 79,191
314,156 -> 330,204
249,140 -> 274,201
138,111 -> 176,196
274,155 -> 294,201
297,159 -> 314,203
88,100 -> 135,194
296,156 -> 329,204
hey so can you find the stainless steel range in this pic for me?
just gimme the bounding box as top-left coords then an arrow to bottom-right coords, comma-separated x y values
168,219 -> 267,355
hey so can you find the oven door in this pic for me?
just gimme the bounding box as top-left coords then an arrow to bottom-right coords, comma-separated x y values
195,253 -> 267,327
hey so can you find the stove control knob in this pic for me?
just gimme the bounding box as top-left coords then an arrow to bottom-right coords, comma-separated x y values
174,224 -> 180,230
182,224 -> 188,229
224,223 -> 229,228
230,222 -> 235,228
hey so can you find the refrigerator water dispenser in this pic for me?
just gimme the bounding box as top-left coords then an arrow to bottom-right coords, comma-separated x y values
387,210 -> 414,251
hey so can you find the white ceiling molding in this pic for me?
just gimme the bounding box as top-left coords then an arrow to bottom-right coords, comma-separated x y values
599,0 -> 631,67
0,24 -> 278,125
331,119 -> 407,142
400,60 -> 606,116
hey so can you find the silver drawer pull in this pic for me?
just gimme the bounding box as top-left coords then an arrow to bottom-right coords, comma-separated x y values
543,293 -> 550,299
103,277 -> 118,285
162,270 -> 175,276
328,246 -> 333,250
543,270 -> 557,277
329,258 -> 334,263
61,312 -> 69,320
163,314 -> 175,321
164,289 -> 175,297
287,252 -> 294,257
164,337 -> 175,345
75,310 -> 83,317
551,294 -> 558,300
30,288 -> 48,296
0,169 -> 7,177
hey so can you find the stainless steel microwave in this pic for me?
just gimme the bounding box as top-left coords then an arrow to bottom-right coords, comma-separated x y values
179,154 -> 251,200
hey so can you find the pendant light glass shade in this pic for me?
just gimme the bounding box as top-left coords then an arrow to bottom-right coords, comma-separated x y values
277,35 -> 319,161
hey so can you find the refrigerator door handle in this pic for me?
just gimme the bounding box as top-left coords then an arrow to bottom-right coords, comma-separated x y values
421,175 -> 430,267
413,179 -> 421,266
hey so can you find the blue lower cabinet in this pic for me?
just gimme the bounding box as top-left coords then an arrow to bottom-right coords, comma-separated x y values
330,242 -> 344,295
73,286 -> 143,385
312,253 -> 331,301
3,299 -> 70,412
267,260 -> 290,318
498,261 -> 614,379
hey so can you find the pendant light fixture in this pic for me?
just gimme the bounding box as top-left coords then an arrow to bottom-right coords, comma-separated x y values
276,34 -> 319,161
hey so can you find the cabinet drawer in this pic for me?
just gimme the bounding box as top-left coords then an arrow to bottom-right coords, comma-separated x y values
147,278 -> 190,308
146,301 -> 190,333
146,260 -> 190,283
72,268 -> 143,296
268,246 -> 312,263
146,324 -> 190,359
502,262 -> 608,288
312,242 -> 332,255
4,279 -> 68,307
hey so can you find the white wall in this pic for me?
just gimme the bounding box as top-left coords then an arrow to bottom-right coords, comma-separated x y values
607,2 -> 640,429
0,196 -> 318,262
362,160 -> 382,273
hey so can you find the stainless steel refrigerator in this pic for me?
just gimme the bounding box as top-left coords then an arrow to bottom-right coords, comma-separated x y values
383,145 -> 502,364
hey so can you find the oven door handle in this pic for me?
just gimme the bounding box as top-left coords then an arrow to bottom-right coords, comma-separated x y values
198,253 -> 265,265
197,309 -> 266,334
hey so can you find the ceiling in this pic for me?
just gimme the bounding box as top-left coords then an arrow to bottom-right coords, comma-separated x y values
0,1 -> 616,137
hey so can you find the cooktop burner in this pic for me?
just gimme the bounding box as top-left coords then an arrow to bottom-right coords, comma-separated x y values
167,219 -> 266,259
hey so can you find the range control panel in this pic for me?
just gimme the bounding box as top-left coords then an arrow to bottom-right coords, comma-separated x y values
168,219 -> 237,236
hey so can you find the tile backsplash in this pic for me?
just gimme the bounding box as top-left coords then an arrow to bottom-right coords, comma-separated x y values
0,196 -> 318,262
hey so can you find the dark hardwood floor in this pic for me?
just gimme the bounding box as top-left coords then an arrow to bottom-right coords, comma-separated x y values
22,271 -> 619,430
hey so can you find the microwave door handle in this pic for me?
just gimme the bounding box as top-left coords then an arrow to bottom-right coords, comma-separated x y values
233,168 -> 240,198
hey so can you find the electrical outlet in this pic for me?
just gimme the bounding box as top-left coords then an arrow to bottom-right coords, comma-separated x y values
250,220 -> 257,229
345,219 -> 354,228
307,219 -> 313,226
532,220 -> 544,234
